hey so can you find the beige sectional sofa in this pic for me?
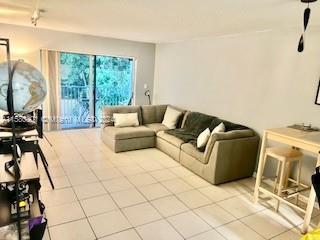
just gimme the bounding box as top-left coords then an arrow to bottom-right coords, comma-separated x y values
101,104 -> 259,184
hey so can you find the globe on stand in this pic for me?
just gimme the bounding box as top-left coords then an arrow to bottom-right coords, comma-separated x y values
0,60 -> 47,114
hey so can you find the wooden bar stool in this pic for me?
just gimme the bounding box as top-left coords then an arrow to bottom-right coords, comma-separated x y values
263,147 -> 303,211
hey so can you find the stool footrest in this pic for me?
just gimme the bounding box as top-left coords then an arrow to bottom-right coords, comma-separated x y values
282,186 -> 311,199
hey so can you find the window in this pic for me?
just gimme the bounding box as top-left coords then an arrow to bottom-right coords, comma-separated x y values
59,52 -> 134,129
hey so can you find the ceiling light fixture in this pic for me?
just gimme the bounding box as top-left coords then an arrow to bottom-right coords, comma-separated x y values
297,0 -> 317,52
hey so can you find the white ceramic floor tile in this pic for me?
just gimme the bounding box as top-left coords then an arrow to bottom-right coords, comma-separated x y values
194,204 -> 236,228
40,166 -> 66,179
118,165 -> 145,176
68,171 -> 98,186
219,181 -> 250,196
80,194 -> 118,217
136,219 -> 183,240
39,131 -> 304,240
111,188 -> 146,208
156,157 -> 180,168
88,160 -> 114,171
127,173 -> 157,187
73,182 -> 107,200
138,183 -> 171,200
59,154 -> 85,166
198,185 -> 233,202
183,175 -> 211,188
169,166 -> 194,177
161,178 -> 193,193
62,162 -> 92,175
122,202 -> 162,227
41,188 -> 77,207
241,211 -> 289,239
93,168 -> 123,181
46,201 -> 85,226
150,169 -> 177,181
102,177 -> 134,193
49,219 -> 95,240
216,221 -> 265,240
271,228 -> 302,240
262,205 -> 306,228
138,161 -> 164,171
151,195 -> 189,217
40,175 -> 71,192
77,146 -> 101,155
187,229 -> 225,240
217,195 -> 266,219
167,211 -> 211,238
176,190 -> 211,209
88,210 -> 131,238
99,229 -> 141,240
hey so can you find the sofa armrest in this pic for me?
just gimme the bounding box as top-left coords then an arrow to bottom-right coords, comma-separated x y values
101,105 -> 142,127
205,135 -> 259,184
203,129 -> 255,162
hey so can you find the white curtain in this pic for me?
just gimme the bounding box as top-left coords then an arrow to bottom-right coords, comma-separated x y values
40,50 -> 61,131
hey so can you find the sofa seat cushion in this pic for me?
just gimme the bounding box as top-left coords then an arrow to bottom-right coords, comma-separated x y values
157,130 -> 184,148
103,126 -> 155,140
181,143 -> 205,163
145,123 -> 169,133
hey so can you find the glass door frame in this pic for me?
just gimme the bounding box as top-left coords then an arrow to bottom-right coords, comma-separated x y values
44,48 -> 137,129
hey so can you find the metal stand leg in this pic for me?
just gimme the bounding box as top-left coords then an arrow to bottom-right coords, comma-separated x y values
36,143 -> 54,189
37,144 -> 49,167
32,148 -> 38,168
43,133 -> 53,147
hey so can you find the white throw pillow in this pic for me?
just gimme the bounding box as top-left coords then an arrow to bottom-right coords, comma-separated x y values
197,128 -> 211,148
211,122 -> 225,135
113,113 -> 139,128
162,107 -> 182,129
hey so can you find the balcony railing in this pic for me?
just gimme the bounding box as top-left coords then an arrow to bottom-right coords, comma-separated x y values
60,85 -> 131,129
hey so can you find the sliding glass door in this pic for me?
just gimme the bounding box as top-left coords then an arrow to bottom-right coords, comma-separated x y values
59,52 -> 134,129
95,56 -> 134,126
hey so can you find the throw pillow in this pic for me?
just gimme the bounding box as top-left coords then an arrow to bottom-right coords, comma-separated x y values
162,106 -> 182,129
197,128 -> 211,148
211,122 -> 225,135
113,113 -> 139,128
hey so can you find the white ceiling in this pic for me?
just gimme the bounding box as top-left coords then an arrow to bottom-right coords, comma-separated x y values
0,0 -> 320,43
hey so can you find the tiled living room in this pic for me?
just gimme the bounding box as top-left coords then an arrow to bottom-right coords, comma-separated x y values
37,129 -> 317,240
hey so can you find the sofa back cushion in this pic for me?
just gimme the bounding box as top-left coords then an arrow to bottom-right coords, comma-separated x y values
102,106 -> 142,126
141,105 -> 168,124
183,112 -> 216,134
220,119 -> 248,131
169,105 -> 186,128
162,106 -> 183,129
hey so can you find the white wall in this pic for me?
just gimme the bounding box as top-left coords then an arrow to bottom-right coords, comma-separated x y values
154,28 -> 320,180
0,23 -> 155,105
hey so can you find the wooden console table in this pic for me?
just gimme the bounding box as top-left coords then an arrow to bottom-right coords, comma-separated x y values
254,127 -> 320,233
